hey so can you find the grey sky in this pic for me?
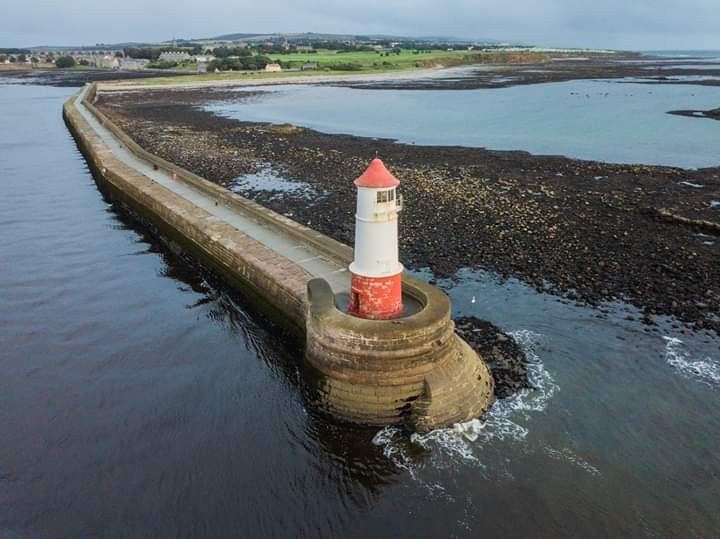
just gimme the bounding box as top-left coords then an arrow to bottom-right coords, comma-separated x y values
3,0 -> 719,50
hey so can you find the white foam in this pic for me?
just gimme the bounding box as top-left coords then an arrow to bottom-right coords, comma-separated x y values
371,426 -> 420,478
678,181 -> 704,188
663,337 -> 720,387
543,446 -> 601,477
372,330 -> 558,473
411,425 -> 484,465
710,200 -> 720,209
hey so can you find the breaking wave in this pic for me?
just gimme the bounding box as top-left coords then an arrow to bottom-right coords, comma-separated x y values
372,330 -> 560,476
664,337 -> 720,387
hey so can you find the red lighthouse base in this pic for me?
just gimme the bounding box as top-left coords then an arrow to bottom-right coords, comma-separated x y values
348,272 -> 403,320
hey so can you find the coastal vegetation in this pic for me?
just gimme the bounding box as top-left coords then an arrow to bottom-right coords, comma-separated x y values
146,59 -> 179,69
55,55 -> 76,68
207,55 -> 273,71
211,46 -> 253,58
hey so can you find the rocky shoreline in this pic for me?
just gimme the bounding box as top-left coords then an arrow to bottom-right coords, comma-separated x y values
94,79 -> 720,335
669,107 -> 720,121
455,317 -> 530,398
341,56 -> 720,90
0,69 -> 185,87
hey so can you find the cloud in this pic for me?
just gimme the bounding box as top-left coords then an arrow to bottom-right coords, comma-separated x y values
2,0 -> 719,50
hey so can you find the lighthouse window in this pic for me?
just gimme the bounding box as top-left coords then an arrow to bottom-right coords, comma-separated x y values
377,189 -> 395,203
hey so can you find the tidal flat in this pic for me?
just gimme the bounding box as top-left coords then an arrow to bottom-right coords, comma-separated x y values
95,55 -> 720,334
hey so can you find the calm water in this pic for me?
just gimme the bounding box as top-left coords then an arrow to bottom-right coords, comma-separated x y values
646,50 -> 720,60
2,82 -> 720,538
208,78 -> 720,169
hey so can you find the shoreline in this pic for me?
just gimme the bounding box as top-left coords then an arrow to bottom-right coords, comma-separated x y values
669,108 -> 720,121
95,84 -> 720,334
103,56 -> 720,92
0,68 -> 190,87
100,65 -> 452,91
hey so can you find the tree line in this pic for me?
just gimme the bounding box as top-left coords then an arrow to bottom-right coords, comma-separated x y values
207,55 -> 273,71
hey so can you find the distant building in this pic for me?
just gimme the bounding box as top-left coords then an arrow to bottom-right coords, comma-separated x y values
159,51 -> 191,63
301,62 -> 318,71
96,55 -> 120,69
264,63 -> 282,72
120,58 -> 148,71
197,62 -> 208,74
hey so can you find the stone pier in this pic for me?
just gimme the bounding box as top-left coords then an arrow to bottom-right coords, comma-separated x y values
63,82 -> 494,431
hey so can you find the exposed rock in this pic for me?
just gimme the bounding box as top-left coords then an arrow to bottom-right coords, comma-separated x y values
455,317 -> 529,399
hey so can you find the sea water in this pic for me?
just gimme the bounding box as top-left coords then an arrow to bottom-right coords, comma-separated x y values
208,77 -> 720,169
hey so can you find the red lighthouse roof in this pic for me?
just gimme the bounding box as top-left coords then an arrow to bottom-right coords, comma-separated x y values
354,158 -> 400,188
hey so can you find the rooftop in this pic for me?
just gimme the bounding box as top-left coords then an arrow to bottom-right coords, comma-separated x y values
354,158 -> 400,189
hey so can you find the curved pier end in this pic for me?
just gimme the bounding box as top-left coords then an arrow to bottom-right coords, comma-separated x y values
305,275 -> 494,432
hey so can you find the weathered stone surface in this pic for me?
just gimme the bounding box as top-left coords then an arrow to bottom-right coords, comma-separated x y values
306,278 -> 494,432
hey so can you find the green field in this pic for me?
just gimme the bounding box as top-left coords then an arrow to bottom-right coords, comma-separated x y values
267,48 -> 473,70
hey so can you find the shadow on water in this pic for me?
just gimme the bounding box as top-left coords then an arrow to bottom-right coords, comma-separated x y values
90,178 -> 406,488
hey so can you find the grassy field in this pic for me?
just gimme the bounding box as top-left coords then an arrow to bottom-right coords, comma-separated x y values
267,48 -> 471,69
112,49 -> 558,87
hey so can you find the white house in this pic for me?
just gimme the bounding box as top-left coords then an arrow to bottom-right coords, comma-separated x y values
159,51 -> 191,63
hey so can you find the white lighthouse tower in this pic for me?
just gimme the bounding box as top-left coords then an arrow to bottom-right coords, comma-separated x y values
348,158 -> 403,320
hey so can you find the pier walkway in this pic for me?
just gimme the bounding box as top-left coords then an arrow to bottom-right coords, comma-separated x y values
74,86 -> 351,294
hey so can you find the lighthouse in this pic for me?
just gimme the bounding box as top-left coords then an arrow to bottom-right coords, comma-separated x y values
348,158 -> 404,320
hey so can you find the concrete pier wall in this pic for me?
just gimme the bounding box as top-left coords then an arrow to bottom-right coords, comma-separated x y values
306,279 -> 494,431
64,110 -> 305,331
63,83 -> 494,431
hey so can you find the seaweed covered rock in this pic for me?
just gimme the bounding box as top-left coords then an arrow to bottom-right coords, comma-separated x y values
455,316 -> 529,398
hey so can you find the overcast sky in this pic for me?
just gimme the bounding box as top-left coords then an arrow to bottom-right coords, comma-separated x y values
3,0 -> 719,50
